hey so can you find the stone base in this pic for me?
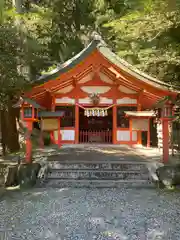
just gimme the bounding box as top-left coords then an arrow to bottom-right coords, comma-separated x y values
156,164 -> 180,188
18,163 -> 41,188
4,165 -> 19,187
0,164 -> 8,186
45,179 -> 153,188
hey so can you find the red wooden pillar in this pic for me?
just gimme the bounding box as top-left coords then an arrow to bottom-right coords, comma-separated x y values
75,104 -> 79,144
58,118 -> 62,147
162,119 -> 169,163
130,118 -> 133,146
137,103 -> 142,145
112,105 -> 117,144
50,95 -> 56,144
147,118 -> 150,148
137,131 -> 142,145
26,121 -> 33,163
50,132 -> 55,144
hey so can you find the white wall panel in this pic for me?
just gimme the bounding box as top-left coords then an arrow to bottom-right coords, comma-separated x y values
81,86 -> 110,94
116,97 -> 137,104
100,97 -> 113,104
78,97 -> 91,104
117,130 -> 130,141
55,97 -> 75,104
56,85 -> 74,94
118,85 -> 137,94
54,130 -> 75,141
60,130 -> 75,141
132,131 -> 137,141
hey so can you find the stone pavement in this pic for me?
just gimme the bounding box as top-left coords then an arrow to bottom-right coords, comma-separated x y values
1,188 -> 180,239
0,145 -> 180,239
47,144 -> 162,162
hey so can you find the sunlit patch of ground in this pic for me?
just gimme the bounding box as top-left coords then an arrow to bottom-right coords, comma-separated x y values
94,149 -> 124,155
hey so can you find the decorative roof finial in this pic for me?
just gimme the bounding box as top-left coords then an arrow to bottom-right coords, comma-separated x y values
91,31 -> 103,41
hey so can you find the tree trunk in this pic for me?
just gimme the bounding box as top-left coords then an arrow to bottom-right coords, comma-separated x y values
6,99 -> 20,153
0,109 -> 8,156
12,0 -> 23,14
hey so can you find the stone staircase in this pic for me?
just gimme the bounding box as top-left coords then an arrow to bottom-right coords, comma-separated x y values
42,159 -> 153,188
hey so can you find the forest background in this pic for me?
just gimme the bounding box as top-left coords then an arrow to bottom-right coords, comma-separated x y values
0,0 -> 180,154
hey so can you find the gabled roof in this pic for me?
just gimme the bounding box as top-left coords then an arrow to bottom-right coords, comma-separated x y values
37,39 -> 99,83
35,34 -> 180,93
13,97 -> 46,109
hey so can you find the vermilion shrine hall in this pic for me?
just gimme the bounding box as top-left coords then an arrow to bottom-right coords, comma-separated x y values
20,36 -> 179,163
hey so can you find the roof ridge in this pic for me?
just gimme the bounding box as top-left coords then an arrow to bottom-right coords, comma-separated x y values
37,39 -> 99,82
34,35 -> 180,93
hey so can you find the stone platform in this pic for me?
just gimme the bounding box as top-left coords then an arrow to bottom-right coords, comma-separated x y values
41,145 -> 153,188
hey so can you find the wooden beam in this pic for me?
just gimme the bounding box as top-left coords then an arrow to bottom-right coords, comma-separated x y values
58,118 -> 62,147
112,86 -> 118,144
103,66 -> 141,91
75,103 -> 79,144
50,79 -> 74,93
99,55 -> 170,97
101,66 -> 140,92
102,65 -> 141,91
43,51 -> 100,90
112,105 -> 117,144
25,121 -> 33,163
147,118 -> 150,148
75,66 -> 93,84
78,77 -> 112,87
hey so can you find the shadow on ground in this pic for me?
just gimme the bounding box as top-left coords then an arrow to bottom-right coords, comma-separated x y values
47,146 -> 149,162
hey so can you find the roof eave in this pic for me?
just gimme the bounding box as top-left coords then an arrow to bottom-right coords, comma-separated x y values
34,40 -> 100,85
31,34 -> 180,94
97,45 -> 180,93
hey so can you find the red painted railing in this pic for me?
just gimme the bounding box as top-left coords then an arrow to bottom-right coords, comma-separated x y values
79,130 -> 112,143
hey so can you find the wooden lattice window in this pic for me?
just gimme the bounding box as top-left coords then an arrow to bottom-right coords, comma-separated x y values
55,106 -> 75,127
24,107 -> 32,118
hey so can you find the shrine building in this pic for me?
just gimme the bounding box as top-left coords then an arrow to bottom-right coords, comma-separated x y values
21,36 -> 179,153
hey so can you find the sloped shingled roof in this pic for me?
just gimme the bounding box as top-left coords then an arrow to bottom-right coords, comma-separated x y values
37,39 -> 99,83
36,34 -> 179,92
13,97 -> 46,109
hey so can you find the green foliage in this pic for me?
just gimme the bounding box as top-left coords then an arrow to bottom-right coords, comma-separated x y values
1,0 -> 180,108
0,23 -> 24,107
103,0 -> 180,87
43,132 -> 51,146
1,0 -> 180,153
0,0 -> 48,108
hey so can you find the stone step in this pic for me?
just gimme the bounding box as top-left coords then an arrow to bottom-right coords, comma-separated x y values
48,169 -> 149,180
44,179 -> 153,188
48,159 -> 147,164
43,159 -> 152,188
49,161 -> 147,171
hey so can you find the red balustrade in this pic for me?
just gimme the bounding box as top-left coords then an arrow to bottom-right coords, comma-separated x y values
79,130 -> 112,143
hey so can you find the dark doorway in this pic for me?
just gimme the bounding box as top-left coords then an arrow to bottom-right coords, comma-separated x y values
79,107 -> 113,143
141,118 -> 158,147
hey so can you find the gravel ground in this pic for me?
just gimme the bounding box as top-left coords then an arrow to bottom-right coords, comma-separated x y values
0,188 -> 180,240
